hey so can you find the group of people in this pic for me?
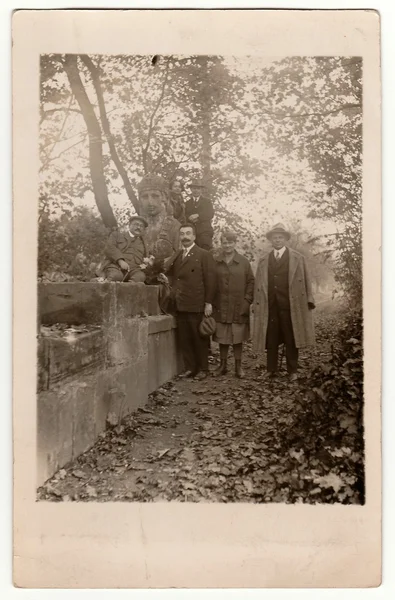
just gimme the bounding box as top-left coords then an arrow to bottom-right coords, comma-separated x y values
100,174 -> 316,382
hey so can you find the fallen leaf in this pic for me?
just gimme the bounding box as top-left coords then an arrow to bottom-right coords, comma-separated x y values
313,473 -> 344,494
243,479 -> 253,493
72,470 -> 87,479
86,485 -> 98,498
158,448 -> 170,459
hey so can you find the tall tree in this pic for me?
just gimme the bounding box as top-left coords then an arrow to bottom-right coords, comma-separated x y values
79,54 -> 140,214
62,54 -> 117,229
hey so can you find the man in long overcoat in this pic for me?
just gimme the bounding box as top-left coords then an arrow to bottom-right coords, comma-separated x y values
252,223 -> 315,381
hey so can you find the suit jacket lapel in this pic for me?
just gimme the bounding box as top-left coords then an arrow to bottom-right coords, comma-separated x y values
165,249 -> 182,272
180,244 -> 197,267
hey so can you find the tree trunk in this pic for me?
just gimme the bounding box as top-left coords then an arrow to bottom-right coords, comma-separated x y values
199,57 -> 212,184
62,55 -> 117,229
79,55 -> 141,214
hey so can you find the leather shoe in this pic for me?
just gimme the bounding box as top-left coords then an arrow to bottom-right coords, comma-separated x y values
260,371 -> 277,380
213,360 -> 227,377
179,370 -> 197,379
194,371 -> 208,381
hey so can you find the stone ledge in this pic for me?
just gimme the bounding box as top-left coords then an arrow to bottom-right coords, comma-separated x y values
148,314 -> 177,335
39,281 -> 161,326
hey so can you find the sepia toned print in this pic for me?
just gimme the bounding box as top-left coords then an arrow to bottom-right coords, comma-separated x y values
13,9 -> 381,589
37,53 -> 364,505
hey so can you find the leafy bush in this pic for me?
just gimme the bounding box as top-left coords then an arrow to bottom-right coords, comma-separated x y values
275,306 -> 365,503
38,207 -> 111,281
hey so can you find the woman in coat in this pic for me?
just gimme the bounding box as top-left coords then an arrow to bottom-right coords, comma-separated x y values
212,229 -> 255,378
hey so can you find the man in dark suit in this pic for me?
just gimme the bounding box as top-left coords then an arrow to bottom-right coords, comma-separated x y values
163,223 -> 217,380
184,179 -> 214,250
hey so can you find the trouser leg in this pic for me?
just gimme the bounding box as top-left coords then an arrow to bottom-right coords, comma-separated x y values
104,266 -> 124,282
189,313 -> 209,372
176,312 -> 198,373
128,270 -> 146,283
266,304 -> 280,372
196,232 -> 213,251
279,309 -> 299,373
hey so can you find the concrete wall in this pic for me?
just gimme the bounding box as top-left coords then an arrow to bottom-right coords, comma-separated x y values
37,282 -> 182,487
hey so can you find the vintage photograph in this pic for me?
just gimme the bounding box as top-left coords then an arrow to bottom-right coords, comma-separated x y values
36,53 -> 364,505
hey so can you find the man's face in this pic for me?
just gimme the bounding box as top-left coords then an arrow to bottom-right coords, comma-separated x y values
180,226 -> 196,247
171,181 -> 182,194
140,189 -> 164,216
129,219 -> 146,237
271,233 -> 287,250
190,185 -> 201,198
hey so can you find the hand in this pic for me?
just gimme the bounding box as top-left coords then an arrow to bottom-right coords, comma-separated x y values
308,302 -> 316,310
189,214 -> 199,223
142,255 -> 155,266
118,259 -> 129,272
157,273 -> 169,285
204,303 -> 213,317
241,300 -> 251,316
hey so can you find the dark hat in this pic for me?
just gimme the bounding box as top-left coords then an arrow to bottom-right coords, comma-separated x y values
199,316 -> 216,338
129,215 -> 148,227
266,222 -> 291,241
190,178 -> 206,189
137,174 -> 168,194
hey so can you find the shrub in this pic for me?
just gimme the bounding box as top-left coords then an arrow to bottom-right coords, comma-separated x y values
38,207 -> 111,281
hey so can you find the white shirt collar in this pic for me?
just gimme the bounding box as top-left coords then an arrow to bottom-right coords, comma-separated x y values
274,246 -> 286,259
182,243 -> 195,257
128,231 -> 136,240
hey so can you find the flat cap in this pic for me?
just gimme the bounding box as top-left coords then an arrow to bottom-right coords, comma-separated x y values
137,174 -> 168,194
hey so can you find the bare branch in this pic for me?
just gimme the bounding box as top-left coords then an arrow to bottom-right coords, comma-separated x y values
39,133 -> 88,171
142,60 -> 170,173
41,107 -> 82,122
40,95 -> 74,170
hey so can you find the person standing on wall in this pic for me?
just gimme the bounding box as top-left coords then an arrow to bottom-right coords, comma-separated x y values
212,229 -> 255,379
184,179 -> 214,250
163,223 -> 217,381
252,223 -> 316,382
169,179 -> 186,224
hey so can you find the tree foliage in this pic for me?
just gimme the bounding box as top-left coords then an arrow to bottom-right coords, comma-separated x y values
245,57 -> 362,302
39,54 -> 361,299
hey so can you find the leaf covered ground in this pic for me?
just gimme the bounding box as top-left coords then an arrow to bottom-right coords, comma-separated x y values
37,301 -> 364,504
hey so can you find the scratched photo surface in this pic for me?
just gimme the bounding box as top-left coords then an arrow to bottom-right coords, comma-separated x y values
36,53 -> 364,505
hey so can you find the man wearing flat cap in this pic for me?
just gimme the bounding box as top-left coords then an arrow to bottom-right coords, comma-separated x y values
185,179 -> 214,250
252,223 -> 316,382
103,215 -> 149,283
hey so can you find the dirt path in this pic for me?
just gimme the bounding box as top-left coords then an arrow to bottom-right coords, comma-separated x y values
38,301 -> 364,504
